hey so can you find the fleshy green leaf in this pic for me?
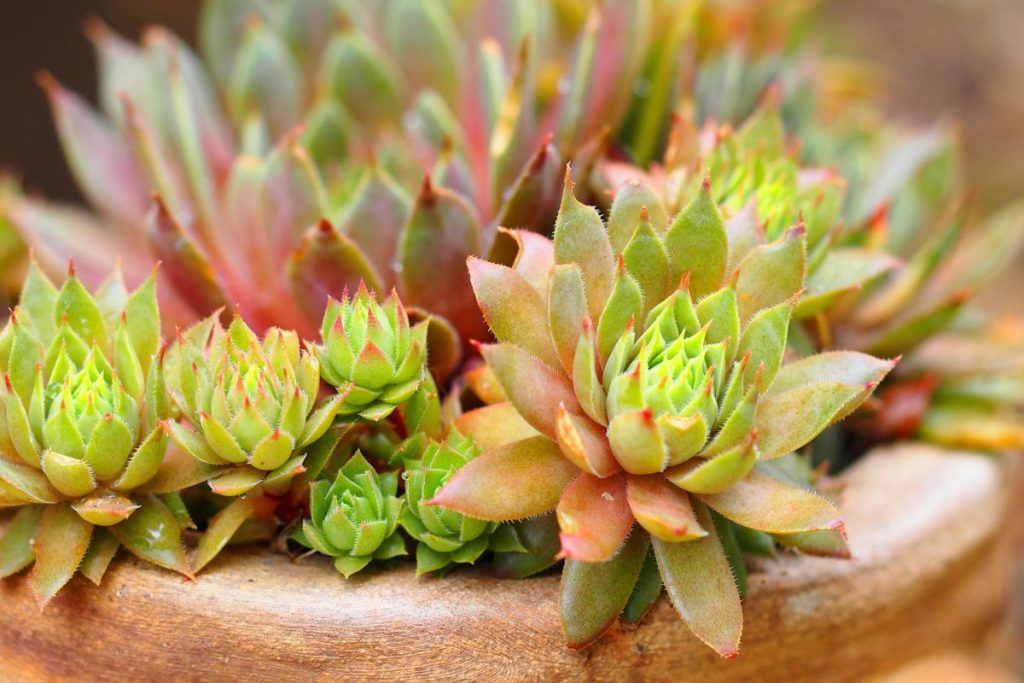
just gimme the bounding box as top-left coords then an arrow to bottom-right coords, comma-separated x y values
554,170 -> 615,322
193,495 -> 265,573
664,180 -> 728,298
28,502 -> 93,605
111,494 -> 193,578
0,505 -> 42,578
734,225 -> 805,323
561,531 -> 649,650
622,549 -> 662,625
699,469 -> 843,535
652,501 -> 742,659
79,527 -> 120,585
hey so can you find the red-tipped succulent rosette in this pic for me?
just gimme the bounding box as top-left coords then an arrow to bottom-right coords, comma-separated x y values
429,171 -> 896,655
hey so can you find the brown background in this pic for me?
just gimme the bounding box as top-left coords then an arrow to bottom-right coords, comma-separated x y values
0,0 -> 201,203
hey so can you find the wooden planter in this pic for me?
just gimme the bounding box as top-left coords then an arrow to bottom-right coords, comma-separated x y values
0,443 -> 1013,682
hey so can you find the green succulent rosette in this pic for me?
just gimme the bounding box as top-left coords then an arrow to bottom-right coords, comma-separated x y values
293,451 -> 405,578
400,429 -> 524,575
0,264 -> 197,603
429,176 -> 896,655
597,101 -> 1024,456
317,283 -> 428,421
166,314 -> 343,571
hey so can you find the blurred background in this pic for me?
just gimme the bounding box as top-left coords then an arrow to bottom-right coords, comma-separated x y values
2,0 -> 1022,211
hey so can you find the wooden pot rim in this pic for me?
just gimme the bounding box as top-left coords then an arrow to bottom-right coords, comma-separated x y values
0,442 -> 1012,682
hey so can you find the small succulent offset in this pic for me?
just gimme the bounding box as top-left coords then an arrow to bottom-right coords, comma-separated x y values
293,452 -> 406,578
400,429 -> 525,576
316,283 -> 428,421
430,175 -> 895,655
0,265 -> 199,603
166,314 -> 342,571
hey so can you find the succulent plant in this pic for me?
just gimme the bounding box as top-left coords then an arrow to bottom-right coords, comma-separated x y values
794,115 -> 1024,453
400,429 -> 524,575
593,99 -> 1024,456
0,265 -> 202,603
429,176 -> 895,654
166,314 -> 343,571
293,451 -> 405,577
593,101 -> 901,324
4,0 -> 811,373
316,283 -> 428,421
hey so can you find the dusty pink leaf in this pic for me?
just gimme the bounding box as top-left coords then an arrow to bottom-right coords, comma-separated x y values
429,436 -> 577,521
556,472 -> 633,562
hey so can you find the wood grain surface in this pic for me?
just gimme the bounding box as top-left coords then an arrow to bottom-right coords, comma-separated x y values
0,444 -> 1013,682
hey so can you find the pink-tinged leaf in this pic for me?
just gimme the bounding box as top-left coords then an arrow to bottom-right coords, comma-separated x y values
652,501 -> 742,659
469,257 -> 561,370
553,168 -> 615,322
410,310 -> 461,384
0,505 -> 42,578
463,362 -> 507,404
769,352 -> 897,396
496,140 -> 564,235
79,528 -> 120,585
398,177 -> 488,344
338,167 -> 411,291
664,180 -> 728,298
557,472 -> 633,562
146,196 -> 228,317
7,197 -> 138,289
734,225 -> 805,323
193,495 -> 274,573
773,530 -> 851,559
561,531 -> 649,650
512,229 -> 558,294
548,264 -> 589,376
429,437 -> 577,521
28,503 -> 93,606
288,219 -> 384,329
555,406 -> 619,478
452,403 -> 540,451
111,494 -> 193,578
38,72 -> 148,229
699,469 -> 843,535
626,475 -> 706,542
481,343 -> 580,439
756,381 -> 873,460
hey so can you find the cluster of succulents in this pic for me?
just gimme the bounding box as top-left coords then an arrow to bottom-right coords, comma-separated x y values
0,0 -> 1021,661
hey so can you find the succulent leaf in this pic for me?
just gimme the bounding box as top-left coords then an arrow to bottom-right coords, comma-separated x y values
561,531 -> 649,650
